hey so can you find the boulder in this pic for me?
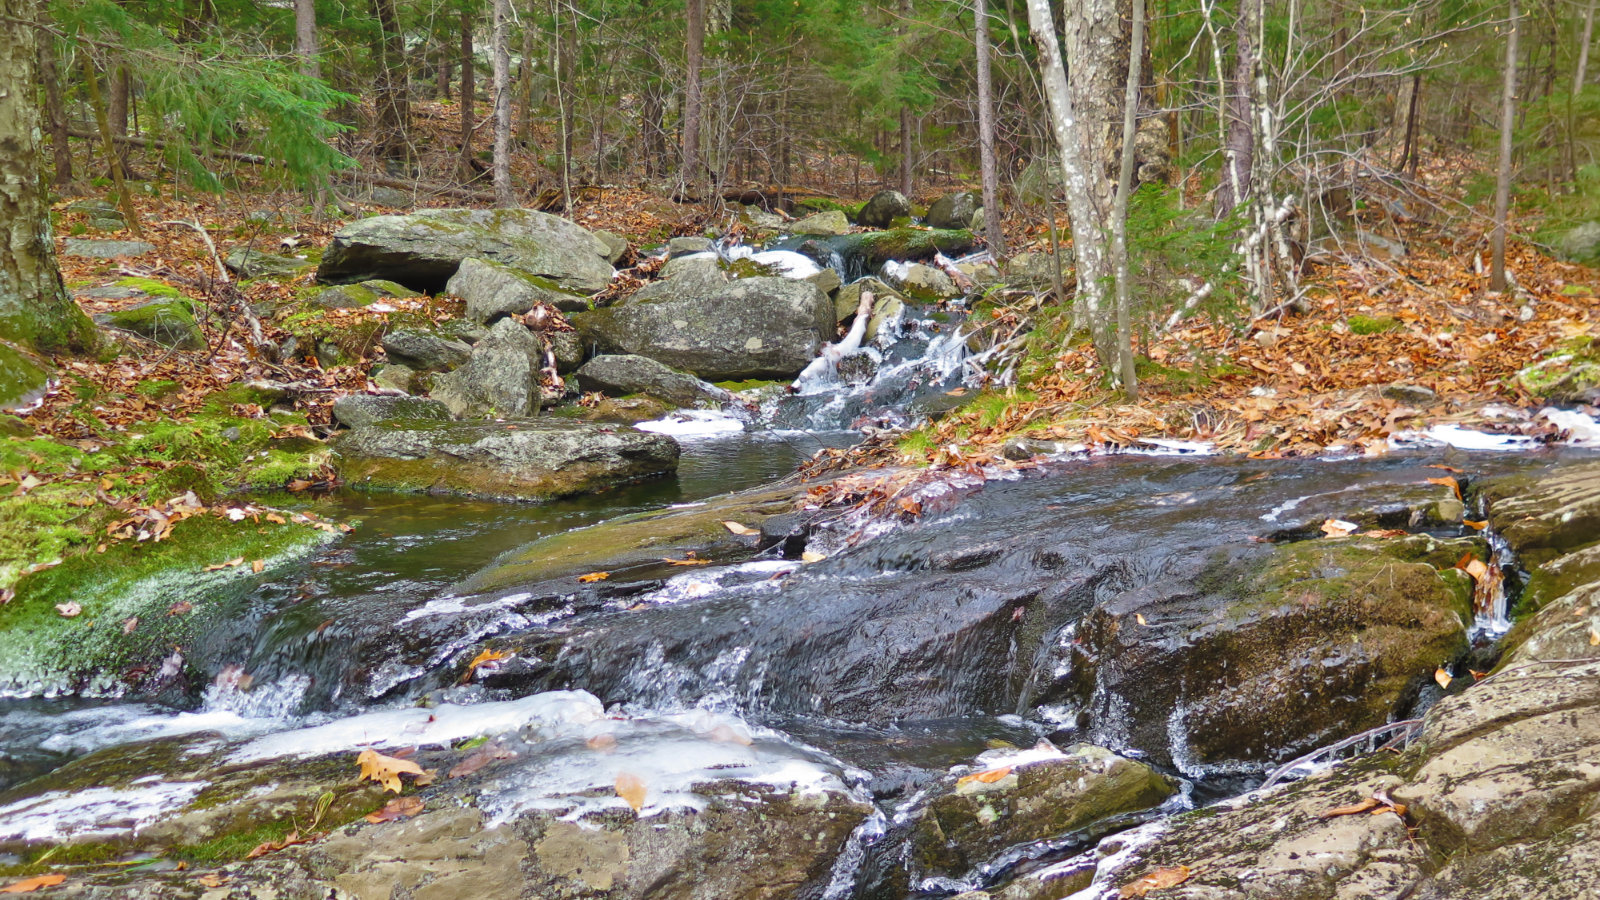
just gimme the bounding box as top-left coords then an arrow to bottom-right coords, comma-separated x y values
334,418 -> 678,500
94,298 -> 204,350
547,329 -> 584,373
0,341 -> 52,412
1554,221 -> 1600,265
62,239 -> 155,259
224,248 -> 313,279
313,283 -> 379,309
656,255 -> 731,288
382,327 -> 473,372
834,277 -> 906,322
739,204 -> 789,231
888,262 -> 960,299
448,256 -> 590,322
856,189 -> 912,228
572,277 -> 834,381
592,229 -> 629,264
926,191 -> 980,230
807,267 -> 842,296
793,210 -> 851,236
576,354 -> 729,407
316,208 -> 615,294
429,318 -> 547,418
1055,534 -> 1474,772
907,744 -> 1175,886
330,394 -> 452,428
1002,251 -> 1065,289
1513,343 -> 1600,405
667,236 -> 716,258
372,363 -> 419,393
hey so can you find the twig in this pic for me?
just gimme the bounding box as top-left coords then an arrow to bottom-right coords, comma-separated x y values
161,220 -> 230,283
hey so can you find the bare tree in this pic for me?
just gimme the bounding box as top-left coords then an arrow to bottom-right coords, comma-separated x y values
1490,0 -> 1519,293
36,32 -> 72,185
1577,0 -> 1595,95
1110,0 -> 1146,398
460,7 -> 476,180
681,0 -> 706,194
370,0 -> 410,162
492,0 -> 514,206
294,0 -> 319,79
975,0 -> 1005,258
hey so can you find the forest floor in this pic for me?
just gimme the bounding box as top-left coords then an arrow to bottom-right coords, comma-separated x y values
6,142 -> 1597,586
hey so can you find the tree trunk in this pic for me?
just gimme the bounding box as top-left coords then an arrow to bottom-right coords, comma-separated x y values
898,0 -> 914,197
37,33 -> 72,186
1217,0 -> 1256,217
370,0 -> 410,163
519,19 -> 536,147
460,8 -> 476,180
680,0 -> 705,194
1577,0 -> 1596,95
491,0 -> 513,206
294,0 -> 319,80
1491,0 -> 1520,293
975,0 -> 1005,258
1025,0 -> 1110,357
1,0 -> 94,353
81,51 -> 142,237
1110,0 -> 1145,398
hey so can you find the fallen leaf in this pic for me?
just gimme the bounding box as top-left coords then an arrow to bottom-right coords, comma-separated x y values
1135,613 -> 1148,626
956,766 -> 1015,788
448,744 -> 516,778
1321,518 -> 1358,537
1465,559 -> 1489,580
251,559 -> 265,573
586,733 -> 619,753
122,616 -> 139,634
1469,669 -> 1488,680
615,772 -> 647,811
168,600 -> 194,616
196,874 -> 227,888
1591,628 -> 1599,647
1426,464 -> 1464,473
462,648 -> 511,681
577,571 -> 610,583
1425,476 -> 1463,499
1463,519 -> 1487,530
801,551 -> 826,563
1360,529 -> 1408,538
0,874 -> 67,893
246,830 -> 313,858
54,602 -> 81,618
1320,797 -> 1382,818
1118,865 -> 1191,898
356,748 -> 425,793
708,724 -> 753,745
1434,667 -> 1452,689
722,521 -> 760,536
661,557 -> 711,566
365,796 -> 424,823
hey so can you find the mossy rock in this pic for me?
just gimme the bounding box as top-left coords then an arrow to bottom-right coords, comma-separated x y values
95,299 -> 204,351
829,227 -> 977,269
1348,314 -> 1403,335
0,341 -> 53,412
1512,337 -> 1600,405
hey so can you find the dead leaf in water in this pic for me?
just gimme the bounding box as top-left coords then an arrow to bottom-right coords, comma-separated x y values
448,743 -> 516,778
616,772 -> 647,811
1464,559 -> 1489,580
1118,865 -> 1191,897
662,557 -> 711,566
1425,476 -> 1462,499
1434,667 -> 1453,689
1463,519 -> 1487,530
955,766 -> 1014,788
577,571 -> 610,583
0,874 -> 67,893
461,648 -> 511,682
722,521 -> 760,536
365,796 -> 424,823
356,749 -> 425,793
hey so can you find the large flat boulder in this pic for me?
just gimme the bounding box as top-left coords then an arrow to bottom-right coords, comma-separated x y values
572,277 -> 833,381
333,418 -> 679,501
575,354 -> 729,407
317,208 -> 615,294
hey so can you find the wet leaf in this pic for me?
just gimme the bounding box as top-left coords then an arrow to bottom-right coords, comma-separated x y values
661,557 -> 711,566
586,733 -> 619,753
1320,518 -> 1358,537
246,830 -> 313,858
1463,519 -> 1487,530
1425,476 -> 1462,499
448,744 -> 516,778
356,748 -> 425,793
721,521 -> 760,536
708,724 -> 753,745
195,874 -> 227,888
956,766 -> 1014,788
0,875 -> 67,894
801,551 -> 826,563
168,600 -> 194,616
577,571 -> 610,583
365,796 -> 424,823
1135,613 -> 1149,626
462,648 -> 511,681
1464,559 -> 1489,580
1118,865 -> 1191,898
615,772 -> 648,811
54,602 -> 81,618
1434,667 -> 1452,689
1320,797 -> 1382,818
1426,464 -> 1464,473
1360,529 -> 1408,538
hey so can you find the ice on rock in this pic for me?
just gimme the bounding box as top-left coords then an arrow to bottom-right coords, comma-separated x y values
0,781 -> 206,843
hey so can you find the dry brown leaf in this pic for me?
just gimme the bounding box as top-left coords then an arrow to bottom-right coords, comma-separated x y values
615,772 -> 648,811
1434,667 -> 1452,689
356,749 -> 425,793
251,559 -> 265,573
1320,518 -> 1358,537
577,571 -> 610,583
1118,865 -> 1191,898
168,600 -> 194,616
1320,797 -> 1382,818
365,796 -> 424,823
722,521 -> 760,536
245,830 -> 314,859
195,874 -> 227,888
0,875 -> 67,894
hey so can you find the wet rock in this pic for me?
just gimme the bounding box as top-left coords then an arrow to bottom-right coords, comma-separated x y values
333,418 -> 679,501
548,329 -> 584,374
575,354 -> 729,407
572,277 -> 834,381
94,299 -> 204,350
793,210 -> 851,236
449,256 -> 591,322
856,190 -> 912,228
828,228 -> 977,270
834,277 -> 906,322
1058,534 -> 1474,772
224,248 -> 312,280
382,327 -> 473,372
1512,343 -> 1600,405
330,394 -> 452,428
807,267 -> 843,297
888,262 -> 959,300
429,318 -> 547,418
1480,458 -> 1600,562
926,191 -> 980,230
63,239 -> 155,259
317,208 -> 615,294
908,744 -> 1175,886
1379,383 -> 1438,404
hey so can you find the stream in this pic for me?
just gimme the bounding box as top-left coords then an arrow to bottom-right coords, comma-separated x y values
2,262 -> 1595,897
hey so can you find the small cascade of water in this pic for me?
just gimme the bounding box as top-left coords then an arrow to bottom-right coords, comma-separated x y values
1471,527 -> 1515,639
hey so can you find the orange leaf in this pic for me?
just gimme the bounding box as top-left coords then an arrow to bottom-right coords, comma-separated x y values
462,648 -> 511,682
1320,797 -> 1382,818
1462,519 -> 1487,530
662,557 -> 711,566
1321,518 -> 1358,537
1118,865 -> 1191,898
365,795 -> 424,823
1425,476 -> 1462,500
615,772 -> 648,811
956,766 -> 1014,788
1434,667 -> 1452,689
577,571 -> 610,583
0,875 -> 67,894
356,749 -> 425,793
251,559 -> 265,573
721,521 -> 760,536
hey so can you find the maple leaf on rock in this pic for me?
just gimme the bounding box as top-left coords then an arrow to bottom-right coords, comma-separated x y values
356,748 -> 426,793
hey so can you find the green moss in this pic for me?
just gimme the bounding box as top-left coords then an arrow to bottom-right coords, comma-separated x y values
714,379 -> 782,392
135,379 -> 181,399
1348,315 -> 1402,335
170,819 -> 299,864
115,276 -> 184,300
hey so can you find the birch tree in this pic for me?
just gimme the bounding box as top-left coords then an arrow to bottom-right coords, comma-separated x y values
491,0 -> 514,206
975,0 -> 1005,258
1110,0 -> 1146,398
1490,0 -> 1519,292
